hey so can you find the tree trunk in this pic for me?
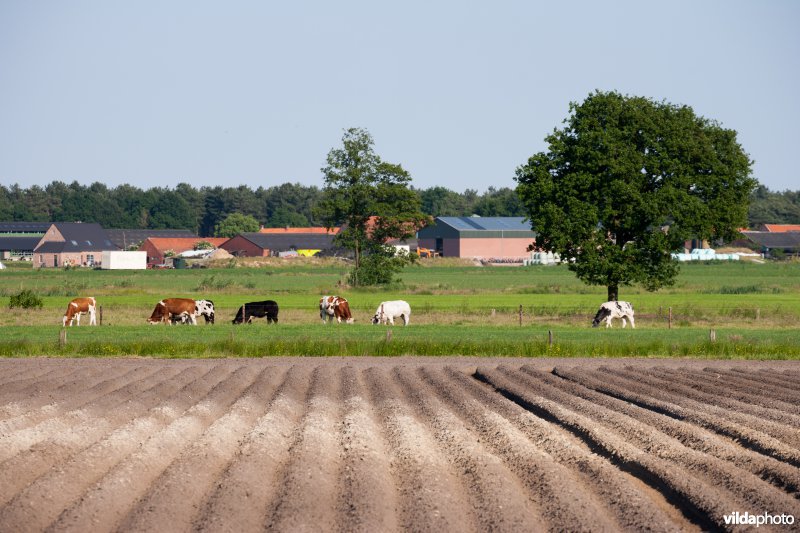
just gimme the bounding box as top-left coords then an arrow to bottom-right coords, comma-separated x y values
607,285 -> 618,302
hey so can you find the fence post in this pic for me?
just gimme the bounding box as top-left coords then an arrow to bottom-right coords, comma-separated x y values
59,328 -> 66,347
519,305 -> 523,327
548,330 -> 553,347
99,305 -> 103,326
710,329 -> 716,342
668,307 -> 673,329
386,329 -> 392,342
491,308 -> 496,318
756,308 -> 760,321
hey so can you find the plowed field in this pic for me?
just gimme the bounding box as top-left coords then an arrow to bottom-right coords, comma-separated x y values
1,357 -> 798,532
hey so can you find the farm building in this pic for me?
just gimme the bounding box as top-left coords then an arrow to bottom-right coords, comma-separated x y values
740,231 -> 800,257
106,228 -> 197,250
417,217 -> 536,260
138,237 -> 229,267
220,232 -> 338,257
0,222 -> 51,261
33,222 -> 119,268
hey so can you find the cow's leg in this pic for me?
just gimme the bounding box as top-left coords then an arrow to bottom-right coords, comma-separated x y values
402,314 -> 409,326
621,317 -> 627,328
75,313 -> 81,326
628,314 -> 635,329
388,316 -> 394,325
605,317 -> 612,328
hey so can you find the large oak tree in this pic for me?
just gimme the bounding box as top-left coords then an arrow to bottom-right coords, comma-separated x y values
515,91 -> 756,301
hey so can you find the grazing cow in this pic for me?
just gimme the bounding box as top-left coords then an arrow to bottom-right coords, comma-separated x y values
148,298 -> 197,325
371,300 -> 411,326
62,297 -> 97,327
194,299 -> 215,324
319,295 -> 354,324
232,300 -> 279,324
592,301 -> 635,328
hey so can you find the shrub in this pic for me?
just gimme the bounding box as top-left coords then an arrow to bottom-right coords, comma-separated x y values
9,289 -> 43,309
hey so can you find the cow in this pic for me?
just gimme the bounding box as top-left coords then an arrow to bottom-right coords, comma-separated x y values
194,299 -> 215,324
592,301 -> 635,328
319,295 -> 354,324
148,298 -> 197,325
62,297 -> 97,327
232,300 -> 279,324
371,300 -> 411,326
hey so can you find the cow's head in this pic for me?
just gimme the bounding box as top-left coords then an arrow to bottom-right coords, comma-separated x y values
592,306 -> 610,328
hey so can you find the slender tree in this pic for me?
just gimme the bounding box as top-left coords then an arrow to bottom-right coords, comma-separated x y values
315,128 -> 429,285
516,91 -> 756,301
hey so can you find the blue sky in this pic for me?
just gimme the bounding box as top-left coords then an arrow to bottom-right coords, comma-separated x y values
1,1 -> 797,192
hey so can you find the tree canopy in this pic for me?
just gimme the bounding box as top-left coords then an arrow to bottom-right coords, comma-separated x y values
214,212 -> 260,238
315,128 -> 429,285
515,91 -> 756,301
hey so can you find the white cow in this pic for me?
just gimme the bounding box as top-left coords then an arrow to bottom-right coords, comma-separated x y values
372,300 -> 411,326
592,301 -> 635,328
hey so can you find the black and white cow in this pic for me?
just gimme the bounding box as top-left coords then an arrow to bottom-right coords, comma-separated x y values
195,299 -> 215,324
592,301 -> 635,328
232,300 -> 279,324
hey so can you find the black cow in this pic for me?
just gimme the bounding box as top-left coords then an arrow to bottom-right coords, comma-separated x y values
232,300 -> 279,324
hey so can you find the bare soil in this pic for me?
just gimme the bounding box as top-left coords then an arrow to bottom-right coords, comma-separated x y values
0,357 -> 798,532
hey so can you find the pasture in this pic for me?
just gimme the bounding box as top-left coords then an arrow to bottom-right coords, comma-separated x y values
1,259 -> 799,358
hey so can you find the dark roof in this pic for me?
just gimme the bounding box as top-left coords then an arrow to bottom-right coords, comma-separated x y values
0,222 -> 51,234
233,232 -> 337,251
436,217 -> 532,231
741,231 -> 800,251
106,229 -> 197,249
0,236 -> 41,251
418,216 -> 536,239
34,223 -> 119,253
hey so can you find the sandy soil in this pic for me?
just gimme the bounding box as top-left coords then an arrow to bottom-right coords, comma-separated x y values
0,357 -> 798,532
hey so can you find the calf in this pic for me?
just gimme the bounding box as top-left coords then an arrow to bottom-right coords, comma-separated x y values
148,298 -> 197,325
319,295 -> 354,324
371,300 -> 411,326
592,301 -> 635,328
62,297 -> 97,327
232,300 -> 279,324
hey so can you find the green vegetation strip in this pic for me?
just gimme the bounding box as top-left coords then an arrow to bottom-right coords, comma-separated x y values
2,325 -> 799,359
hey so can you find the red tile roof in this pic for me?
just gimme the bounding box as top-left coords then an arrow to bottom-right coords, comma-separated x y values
141,237 -> 229,253
259,227 -> 340,234
763,224 -> 800,232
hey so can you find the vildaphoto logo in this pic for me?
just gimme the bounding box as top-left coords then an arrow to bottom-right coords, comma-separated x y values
723,511 -> 795,527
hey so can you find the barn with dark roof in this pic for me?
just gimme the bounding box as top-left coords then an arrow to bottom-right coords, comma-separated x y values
417,217 -> 536,259
33,223 -> 119,268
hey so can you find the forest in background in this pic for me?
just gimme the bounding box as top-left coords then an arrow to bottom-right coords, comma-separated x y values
0,181 -> 797,237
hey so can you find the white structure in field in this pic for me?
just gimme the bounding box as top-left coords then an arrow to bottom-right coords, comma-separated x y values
524,251 -> 561,265
671,248 -> 740,262
101,251 -> 147,270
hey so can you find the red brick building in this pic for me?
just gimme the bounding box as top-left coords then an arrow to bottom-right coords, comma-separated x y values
139,237 -> 228,266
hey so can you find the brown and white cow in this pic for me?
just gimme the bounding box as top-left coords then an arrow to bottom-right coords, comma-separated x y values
62,297 -> 97,327
147,298 -> 197,325
319,295 -> 354,324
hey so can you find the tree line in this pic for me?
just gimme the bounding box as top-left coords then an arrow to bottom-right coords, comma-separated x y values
0,181 -> 526,236
0,176 -> 796,237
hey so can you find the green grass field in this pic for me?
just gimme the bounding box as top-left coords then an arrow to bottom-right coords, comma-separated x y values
1,259 -> 798,358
